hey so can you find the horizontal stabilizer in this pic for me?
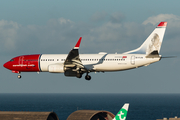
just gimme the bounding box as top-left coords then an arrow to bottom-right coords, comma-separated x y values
161,56 -> 177,58
146,50 -> 160,58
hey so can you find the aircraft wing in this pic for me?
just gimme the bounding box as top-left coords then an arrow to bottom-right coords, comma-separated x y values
64,37 -> 85,70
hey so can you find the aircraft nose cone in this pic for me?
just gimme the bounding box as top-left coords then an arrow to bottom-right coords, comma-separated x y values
3,62 -> 10,69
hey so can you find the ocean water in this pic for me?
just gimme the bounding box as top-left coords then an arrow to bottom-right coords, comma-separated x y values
0,94 -> 180,120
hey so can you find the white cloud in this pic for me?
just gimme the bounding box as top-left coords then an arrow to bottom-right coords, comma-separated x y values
110,12 -> 125,23
0,17 -> 148,55
48,18 -> 73,26
1,14 -> 180,56
91,12 -> 107,22
143,14 -> 180,25
0,20 -> 20,52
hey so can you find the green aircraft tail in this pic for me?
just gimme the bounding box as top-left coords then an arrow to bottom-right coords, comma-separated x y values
113,103 -> 129,120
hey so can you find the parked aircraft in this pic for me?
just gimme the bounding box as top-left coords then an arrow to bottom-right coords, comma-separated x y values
3,22 -> 167,80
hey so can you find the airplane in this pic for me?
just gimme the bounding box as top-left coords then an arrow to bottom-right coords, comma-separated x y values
113,103 -> 129,120
3,22 -> 167,80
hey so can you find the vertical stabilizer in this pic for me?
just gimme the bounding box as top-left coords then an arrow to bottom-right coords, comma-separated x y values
124,22 -> 167,55
112,103 -> 129,120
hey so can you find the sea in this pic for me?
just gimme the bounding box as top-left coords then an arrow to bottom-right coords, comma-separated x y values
0,93 -> 180,120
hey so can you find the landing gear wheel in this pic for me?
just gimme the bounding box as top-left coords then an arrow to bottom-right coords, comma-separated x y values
85,75 -> 91,80
17,75 -> 21,79
76,73 -> 82,78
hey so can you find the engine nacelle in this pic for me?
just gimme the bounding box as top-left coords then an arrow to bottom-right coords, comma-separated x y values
48,64 -> 64,73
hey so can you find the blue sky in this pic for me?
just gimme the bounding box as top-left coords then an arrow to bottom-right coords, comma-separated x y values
1,0 -> 180,93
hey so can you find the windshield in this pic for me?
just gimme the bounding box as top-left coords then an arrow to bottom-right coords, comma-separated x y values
10,59 -> 14,62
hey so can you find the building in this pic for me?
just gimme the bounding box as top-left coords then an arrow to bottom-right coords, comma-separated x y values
0,111 -> 59,120
67,110 -> 115,120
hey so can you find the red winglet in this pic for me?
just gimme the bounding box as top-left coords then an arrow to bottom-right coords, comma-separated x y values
158,22 -> 167,27
74,37 -> 82,48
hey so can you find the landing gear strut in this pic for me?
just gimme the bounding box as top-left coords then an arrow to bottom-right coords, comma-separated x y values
85,72 -> 91,80
76,69 -> 82,78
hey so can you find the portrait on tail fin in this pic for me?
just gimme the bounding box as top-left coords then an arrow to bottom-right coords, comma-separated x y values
146,33 -> 161,55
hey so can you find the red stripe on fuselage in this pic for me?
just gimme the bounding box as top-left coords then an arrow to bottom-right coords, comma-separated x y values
4,54 -> 41,72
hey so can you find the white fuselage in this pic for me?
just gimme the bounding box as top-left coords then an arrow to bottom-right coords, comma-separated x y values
39,53 -> 160,72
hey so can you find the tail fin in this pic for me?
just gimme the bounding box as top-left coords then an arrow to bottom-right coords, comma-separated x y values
124,22 -> 167,56
113,103 -> 129,120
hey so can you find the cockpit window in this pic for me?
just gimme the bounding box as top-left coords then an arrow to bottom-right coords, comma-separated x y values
10,59 -> 14,62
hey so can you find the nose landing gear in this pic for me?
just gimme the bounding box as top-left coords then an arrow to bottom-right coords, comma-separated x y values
17,73 -> 21,79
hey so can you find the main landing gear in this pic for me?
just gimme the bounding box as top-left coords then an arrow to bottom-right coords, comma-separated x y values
76,70 -> 91,80
76,69 -> 83,78
76,73 -> 82,78
85,73 -> 91,80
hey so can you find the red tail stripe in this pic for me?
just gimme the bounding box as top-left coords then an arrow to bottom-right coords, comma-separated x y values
158,22 -> 167,27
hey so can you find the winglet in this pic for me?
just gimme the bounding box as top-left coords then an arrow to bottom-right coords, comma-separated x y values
113,103 -> 129,120
74,37 -> 82,49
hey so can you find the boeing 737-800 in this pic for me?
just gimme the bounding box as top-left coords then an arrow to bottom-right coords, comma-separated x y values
3,22 -> 167,80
